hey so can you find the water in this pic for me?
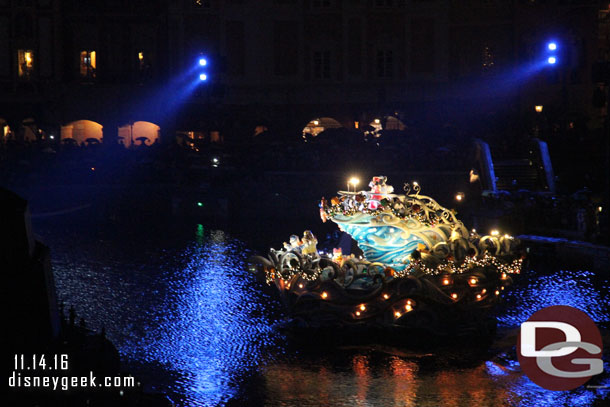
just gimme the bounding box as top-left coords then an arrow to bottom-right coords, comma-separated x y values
34,218 -> 610,407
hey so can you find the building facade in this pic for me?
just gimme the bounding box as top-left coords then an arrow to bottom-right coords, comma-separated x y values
0,0 -> 607,142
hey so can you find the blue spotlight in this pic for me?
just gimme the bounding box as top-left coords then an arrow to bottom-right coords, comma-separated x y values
547,42 -> 557,51
547,56 -> 557,65
199,58 -> 207,66
199,73 -> 208,81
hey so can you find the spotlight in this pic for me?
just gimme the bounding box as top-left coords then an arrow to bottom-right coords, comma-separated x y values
547,56 -> 557,65
199,73 -> 207,81
199,58 -> 207,66
547,42 -> 557,51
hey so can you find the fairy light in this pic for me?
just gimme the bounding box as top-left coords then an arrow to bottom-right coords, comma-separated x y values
394,311 -> 402,318
383,293 -> 390,300
455,192 -> 464,202
476,293 -> 482,300
359,304 -> 366,311
451,293 -> 458,299
491,230 -> 499,236
355,311 -> 361,316
405,304 -> 413,312
321,291 -> 328,299
495,290 -> 500,295
442,277 -> 450,285
298,284 -> 303,289
481,288 -> 487,294
469,277 -> 478,286
406,299 -> 412,306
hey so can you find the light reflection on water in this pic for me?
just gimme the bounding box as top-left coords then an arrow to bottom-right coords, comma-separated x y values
37,220 -> 610,407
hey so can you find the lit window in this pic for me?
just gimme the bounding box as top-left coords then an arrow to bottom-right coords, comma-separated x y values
18,49 -> 34,78
80,50 -> 96,79
313,50 -> 331,79
482,44 -> 495,71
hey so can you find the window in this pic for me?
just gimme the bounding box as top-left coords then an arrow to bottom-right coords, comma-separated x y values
273,21 -> 298,76
482,44 -> 495,72
376,49 -> 393,78
313,50 -> 331,79
18,49 -> 34,78
80,50 -> 96,79
137,51 -> 152,81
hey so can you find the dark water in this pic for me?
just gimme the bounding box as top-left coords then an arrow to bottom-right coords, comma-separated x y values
33,218 -> 610,407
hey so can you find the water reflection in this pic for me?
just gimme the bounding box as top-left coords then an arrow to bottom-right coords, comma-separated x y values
37,219 -> 609,407
131,230 -> 278,406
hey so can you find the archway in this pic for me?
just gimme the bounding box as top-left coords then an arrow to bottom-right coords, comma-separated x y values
61,120 -> 103,144
117,121 -> 160,147
302,117 -> 343,138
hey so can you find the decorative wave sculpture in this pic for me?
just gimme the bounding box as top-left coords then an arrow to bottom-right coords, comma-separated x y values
250,176 -> 524,335
322,176 -> 472,271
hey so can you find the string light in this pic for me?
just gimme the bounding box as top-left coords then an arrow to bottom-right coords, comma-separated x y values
451,293 -> 458,299
383,293 -> 390,300
321,291 -> 328,299
394,311 -> 402,318
359,304 -> 366,311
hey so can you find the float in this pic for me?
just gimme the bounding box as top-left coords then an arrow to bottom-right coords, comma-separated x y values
249,176 -> 524,338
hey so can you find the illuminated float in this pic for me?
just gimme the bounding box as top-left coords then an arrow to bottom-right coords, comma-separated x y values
249,176 -> 524,337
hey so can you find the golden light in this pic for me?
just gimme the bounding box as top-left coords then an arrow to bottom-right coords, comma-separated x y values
471,228 -> 477,233
501,273 -> 507,280
25,51 -> 32,65
138,52 -> 144,61
598,206 -> 603,213
355,311 -> 361,316
354,121 -> 359,129
455,192 -> 464,202
481,288 -> 487,294
412,181 -> 419,187
469,277 -> 478,286
476,294 -> 482,300
349,177 -> 360,188
405,304 -> 413,312
442,278 -> 450,285
359,304 -> 366,311
535,105 -> 543,113
298,283 -> 303,289
394,311 -> 402,318
313,120 -> 319,126
321,291 -> 328,299
495,290 -> 500,295
491,230 -> 499,236
90,167 -> 95,171
501,286 -> 505,291
383,293 -> 389,300
406,299 -> 412,306
374,118 -> 380,124
451,293 -> 458,299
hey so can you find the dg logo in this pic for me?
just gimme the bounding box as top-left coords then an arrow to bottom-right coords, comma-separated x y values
518,305 -> 604,390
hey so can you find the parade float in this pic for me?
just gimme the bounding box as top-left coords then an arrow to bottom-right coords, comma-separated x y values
249,176 -> 525,339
